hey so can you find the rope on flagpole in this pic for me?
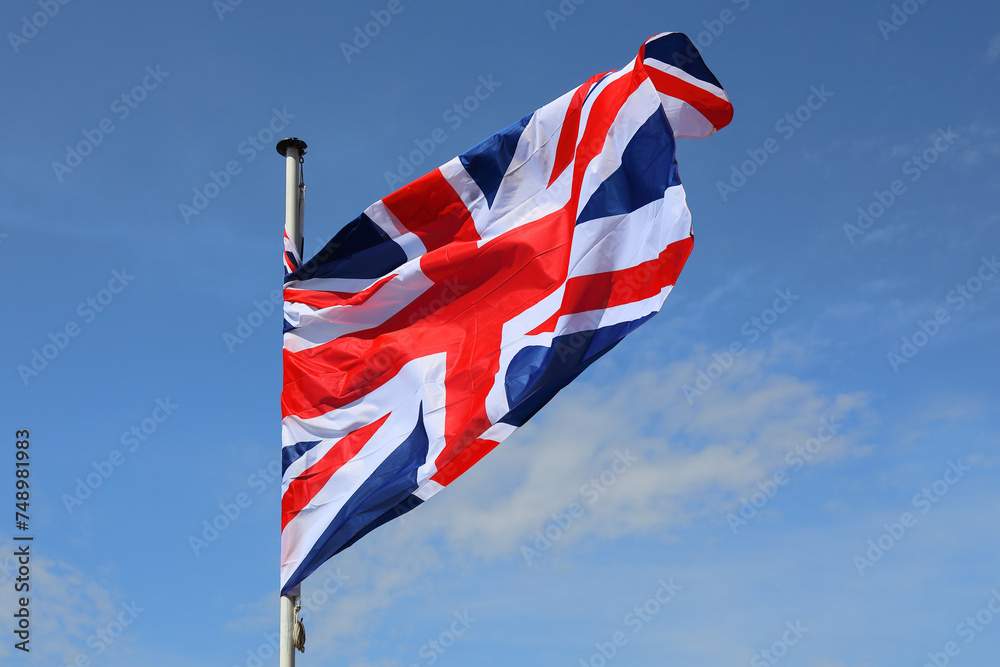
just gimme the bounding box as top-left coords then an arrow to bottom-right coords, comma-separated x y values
292,598 -> 306,653
296,153 -> 306,250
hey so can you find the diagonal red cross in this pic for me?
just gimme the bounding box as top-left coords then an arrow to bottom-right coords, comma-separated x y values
281,61 -> 688,497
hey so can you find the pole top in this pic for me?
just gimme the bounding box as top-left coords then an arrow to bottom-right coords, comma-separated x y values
276,137 -> 307,157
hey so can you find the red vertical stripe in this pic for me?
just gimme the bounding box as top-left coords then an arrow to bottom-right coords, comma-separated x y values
567,62 -> 650,215
548,72 -> 611,187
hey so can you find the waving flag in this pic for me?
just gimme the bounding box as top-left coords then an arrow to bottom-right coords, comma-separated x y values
280,32 -> 733,594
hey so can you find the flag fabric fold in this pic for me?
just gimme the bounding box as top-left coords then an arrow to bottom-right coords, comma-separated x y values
280,31 -> 732,594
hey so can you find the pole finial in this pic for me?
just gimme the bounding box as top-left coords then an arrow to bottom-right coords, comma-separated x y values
276,137 -> 307,157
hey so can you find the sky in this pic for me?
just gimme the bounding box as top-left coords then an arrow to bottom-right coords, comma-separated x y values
1,0 -> 999,665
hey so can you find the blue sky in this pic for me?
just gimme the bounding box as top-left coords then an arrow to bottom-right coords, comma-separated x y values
2,0 -> 999,665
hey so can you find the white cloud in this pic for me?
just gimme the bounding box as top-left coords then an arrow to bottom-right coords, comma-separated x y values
859,277 -> 908,295
225,542 -> 445,661
857,220 -> 909,246
249,339 -> 872,665
956,119 -> 1000,166
696,267 -> 756,307
0,539 -> 139,665
387,342 -> 871,559
238,332 -> 998,665
988,32 -> 1000,63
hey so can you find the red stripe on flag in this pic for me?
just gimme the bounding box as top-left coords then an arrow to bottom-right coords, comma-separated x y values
528,235 -> 694,335
431,437 -> 501,487
281,206 -> 576,422
283,274 -> 396,310
548,72 -> 611,187
281,413 -> 391,531
644,68 -> 734,131
283,74 -> 644,422
383,169 -> 480,254
567,63 -> 650,215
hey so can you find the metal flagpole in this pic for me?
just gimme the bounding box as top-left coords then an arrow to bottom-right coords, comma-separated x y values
277,136 -> 307,667
278,137 -> 307,259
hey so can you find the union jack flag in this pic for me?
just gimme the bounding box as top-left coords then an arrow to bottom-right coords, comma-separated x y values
280,32 -> 733,594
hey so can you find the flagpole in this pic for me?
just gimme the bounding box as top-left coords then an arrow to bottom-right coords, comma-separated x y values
278,137 -> 307,259
277,136 -> 307,667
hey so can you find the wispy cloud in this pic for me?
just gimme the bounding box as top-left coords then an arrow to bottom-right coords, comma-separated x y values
988,32 -> 1000,63
958,119 -> 1000,166
235,340 -> 873,664
0,539 -> 137,665
384,342 -> 872,559
697,267 -> 756,307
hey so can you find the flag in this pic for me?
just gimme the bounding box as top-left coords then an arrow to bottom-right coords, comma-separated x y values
280,32 -> 733,594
